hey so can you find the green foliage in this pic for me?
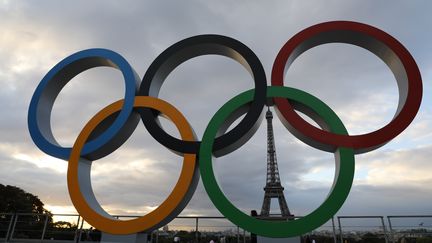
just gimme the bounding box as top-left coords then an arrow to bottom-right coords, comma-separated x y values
417,237 -> 432,243
0,184 -> 50,215
52,221 -> 77,229
0,184 -> 53,239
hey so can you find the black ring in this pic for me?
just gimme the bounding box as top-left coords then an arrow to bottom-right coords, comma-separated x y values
138,35 -> 267,156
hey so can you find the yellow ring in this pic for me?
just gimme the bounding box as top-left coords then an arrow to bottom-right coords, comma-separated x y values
67,96 -> 196,234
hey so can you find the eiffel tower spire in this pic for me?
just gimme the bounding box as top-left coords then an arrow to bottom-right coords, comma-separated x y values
260,106 -> 293,219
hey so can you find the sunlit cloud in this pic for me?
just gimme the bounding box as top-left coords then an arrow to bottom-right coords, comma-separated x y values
12,153 -> 67,174
0,1 -> 431,219
0,142 -> 65,174
45,204 -> 77,215
356,145 -> 432,187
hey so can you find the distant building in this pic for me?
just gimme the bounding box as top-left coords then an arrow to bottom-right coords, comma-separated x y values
163,225 -> 169,232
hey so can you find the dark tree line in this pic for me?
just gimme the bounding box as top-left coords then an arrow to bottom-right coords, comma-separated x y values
0,184 -> 51,215
0,184 -> 74,239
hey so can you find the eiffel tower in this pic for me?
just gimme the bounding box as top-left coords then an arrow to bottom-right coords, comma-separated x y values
259,106 -> 294,219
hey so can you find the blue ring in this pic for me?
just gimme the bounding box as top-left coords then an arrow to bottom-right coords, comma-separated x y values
28,48 -> 138,160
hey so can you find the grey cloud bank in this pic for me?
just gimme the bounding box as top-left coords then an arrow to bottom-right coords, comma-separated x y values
0,0 -> 431,221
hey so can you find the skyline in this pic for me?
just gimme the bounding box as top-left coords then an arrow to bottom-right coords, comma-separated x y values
0,0 -> 431,223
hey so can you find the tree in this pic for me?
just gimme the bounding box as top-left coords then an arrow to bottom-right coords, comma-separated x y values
0,184 -> 51,215
0,184 -> 53,239
417,238 -> 432,243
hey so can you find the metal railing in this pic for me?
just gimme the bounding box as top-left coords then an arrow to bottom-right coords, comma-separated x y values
337,215 -> 432,243
387,215 -> 432,243
0,213 -> 81,243
1,213 -> 432,242
337,216 -> 389,243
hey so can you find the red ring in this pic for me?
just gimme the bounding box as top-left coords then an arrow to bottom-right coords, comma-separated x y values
271,21 -> 422,153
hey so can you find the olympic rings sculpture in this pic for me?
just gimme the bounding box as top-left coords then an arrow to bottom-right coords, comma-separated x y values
28,21 -> 422,238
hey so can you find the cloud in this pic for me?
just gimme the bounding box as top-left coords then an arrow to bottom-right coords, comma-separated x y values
356,145 -> 432,187
0,148 -> 70,207
0,0 -> 431,224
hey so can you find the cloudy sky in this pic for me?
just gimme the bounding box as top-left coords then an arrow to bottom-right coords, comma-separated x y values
1,0 -> 431,230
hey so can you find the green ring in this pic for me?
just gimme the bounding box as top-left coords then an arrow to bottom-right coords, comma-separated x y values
199,86 -> 355,238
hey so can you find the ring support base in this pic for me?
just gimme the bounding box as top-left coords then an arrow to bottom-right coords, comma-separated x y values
257,236 -> 300,243
101,232 -> 150,243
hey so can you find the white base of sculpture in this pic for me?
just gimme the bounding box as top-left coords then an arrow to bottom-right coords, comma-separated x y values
101,232 -> 150,243
257,236 -> 301,243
